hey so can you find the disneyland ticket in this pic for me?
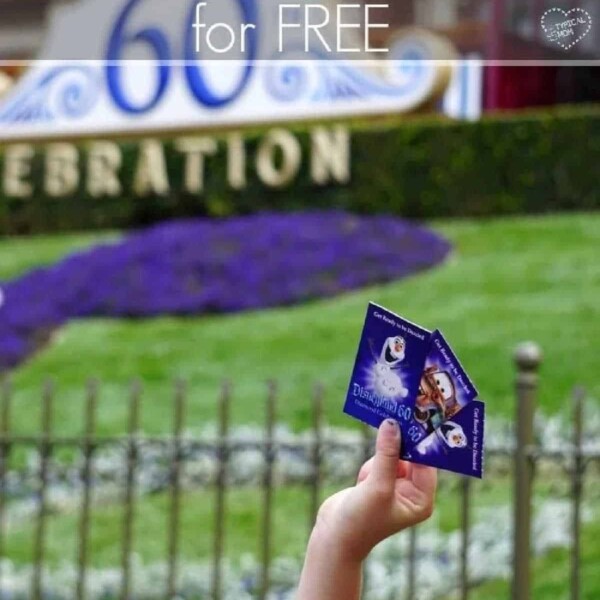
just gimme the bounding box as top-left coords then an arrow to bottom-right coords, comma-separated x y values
414,330 -> 478,437
343,303 -> 485,478
406,399 -> 485,479
343,302 -> 431,446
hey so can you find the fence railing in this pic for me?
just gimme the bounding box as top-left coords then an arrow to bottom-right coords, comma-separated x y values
0,343 -> 598,600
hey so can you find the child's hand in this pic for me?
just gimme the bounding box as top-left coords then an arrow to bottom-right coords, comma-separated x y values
312,419 -> 437,562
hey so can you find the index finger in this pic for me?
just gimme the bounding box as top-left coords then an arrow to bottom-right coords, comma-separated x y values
357,456 -> 409,484
410,463 -> 438,498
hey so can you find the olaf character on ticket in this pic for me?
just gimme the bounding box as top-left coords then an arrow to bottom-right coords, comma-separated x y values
343,303 -> 430,436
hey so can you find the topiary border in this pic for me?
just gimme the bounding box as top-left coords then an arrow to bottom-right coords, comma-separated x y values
0,103 -> 598,234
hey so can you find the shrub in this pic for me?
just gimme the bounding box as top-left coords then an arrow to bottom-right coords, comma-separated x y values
0,104 -> 598,234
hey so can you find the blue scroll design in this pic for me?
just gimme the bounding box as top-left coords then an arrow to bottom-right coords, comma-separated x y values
263,39 -> 437,104
0,66 -> 100,124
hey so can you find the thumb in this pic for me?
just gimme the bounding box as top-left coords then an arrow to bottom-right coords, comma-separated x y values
369,419 -> 401,492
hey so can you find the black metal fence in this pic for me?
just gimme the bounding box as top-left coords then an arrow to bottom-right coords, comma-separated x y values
0,343 -> 598,600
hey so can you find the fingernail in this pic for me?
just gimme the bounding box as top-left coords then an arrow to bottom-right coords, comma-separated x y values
385,419 -> 399,433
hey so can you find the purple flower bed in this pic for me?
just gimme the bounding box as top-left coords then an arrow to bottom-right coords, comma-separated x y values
0,212 -> 451,371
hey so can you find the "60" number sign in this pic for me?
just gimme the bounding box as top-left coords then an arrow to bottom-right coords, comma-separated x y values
106,0 -> 257,113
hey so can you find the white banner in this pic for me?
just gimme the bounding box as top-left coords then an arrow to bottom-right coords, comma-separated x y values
0,0 -> 456,140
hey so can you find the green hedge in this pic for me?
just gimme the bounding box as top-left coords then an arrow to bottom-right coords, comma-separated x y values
0,104 -> 598,234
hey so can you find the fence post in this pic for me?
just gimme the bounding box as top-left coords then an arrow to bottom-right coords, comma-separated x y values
212,381 -> 231,600
258,381 -> 277,600
76,379 -> 98,600
167,379 -> 186,600
570,386 -> 585,600
406,527 -> 417,600
360,423 -> 374,600
120,381 -> 141,600
32,380 -> 54,600
308,383 -> 323,533
511,342 -> 542,600
459,476 -> 472,600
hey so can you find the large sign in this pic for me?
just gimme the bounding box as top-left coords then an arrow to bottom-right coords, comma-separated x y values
0,0 -> 455,140
1,126 -> 351,200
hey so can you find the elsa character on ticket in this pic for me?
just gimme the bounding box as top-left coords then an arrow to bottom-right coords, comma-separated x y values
370,336 -> 409,399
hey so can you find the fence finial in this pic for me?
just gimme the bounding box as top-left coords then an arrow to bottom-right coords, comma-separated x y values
514,342 -> 542,372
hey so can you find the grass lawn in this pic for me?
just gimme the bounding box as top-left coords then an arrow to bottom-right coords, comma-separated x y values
4,473 -> 518,567
5,474 -> 599,599
470,516 -> 600,600
2,470 -> 504,567
6,485 -> 329,567
0,212 -> 598,435
1,212 -> 598,598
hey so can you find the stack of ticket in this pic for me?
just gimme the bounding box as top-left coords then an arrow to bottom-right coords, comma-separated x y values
343,303 -> 485,478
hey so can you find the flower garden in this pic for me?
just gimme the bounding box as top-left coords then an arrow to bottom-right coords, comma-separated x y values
0,212 -> 450,371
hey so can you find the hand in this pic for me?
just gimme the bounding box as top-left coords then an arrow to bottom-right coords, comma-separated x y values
297,420 -> 437,600
312,419 -> 437,562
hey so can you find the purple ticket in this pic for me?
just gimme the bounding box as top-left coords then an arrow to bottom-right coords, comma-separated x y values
343,303 -> 485,479
343,302 -> 431,448
405,400 -> 485,479
413,330 -> 478,437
